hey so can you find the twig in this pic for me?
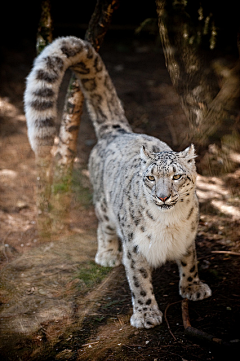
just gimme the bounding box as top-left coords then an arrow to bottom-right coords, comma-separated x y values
211,250 -> 240,256
82,341 -> 99,347
117,315 -> 124,326
164,300 -> 182,341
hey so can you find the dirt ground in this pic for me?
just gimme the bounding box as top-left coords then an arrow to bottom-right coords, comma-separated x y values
0,31 -> 240,361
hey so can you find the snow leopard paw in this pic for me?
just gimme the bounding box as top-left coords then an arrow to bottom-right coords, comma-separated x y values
130,307 -> 163,329
95,250 -> 122,267
180,281 -> 212,301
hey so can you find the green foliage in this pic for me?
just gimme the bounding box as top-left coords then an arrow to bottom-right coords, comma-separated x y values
51,167 -> 93,207
76,261 -> 111,288
52,175 -> 72,194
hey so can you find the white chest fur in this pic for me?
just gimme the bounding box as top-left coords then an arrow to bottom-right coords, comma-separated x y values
133,202 -> 196,268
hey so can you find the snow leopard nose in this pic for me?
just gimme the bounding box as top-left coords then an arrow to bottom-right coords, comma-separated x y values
158,195 -> 169,202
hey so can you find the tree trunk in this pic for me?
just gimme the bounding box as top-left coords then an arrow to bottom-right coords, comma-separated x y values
36,0 -> 53,55
85,0 -> 120,51
54,0 -> 120,171
156,0 -> 240,174
35,0 -> 53,238
51,0 -> 120,232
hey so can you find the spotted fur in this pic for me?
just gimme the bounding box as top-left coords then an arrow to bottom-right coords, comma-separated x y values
24,36 -> 211,328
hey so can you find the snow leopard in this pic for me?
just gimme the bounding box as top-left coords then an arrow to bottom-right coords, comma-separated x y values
24,36 -> 212,328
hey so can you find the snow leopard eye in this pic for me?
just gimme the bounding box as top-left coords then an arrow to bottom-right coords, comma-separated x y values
146,175 -> 155,181
173,174 -> 182,180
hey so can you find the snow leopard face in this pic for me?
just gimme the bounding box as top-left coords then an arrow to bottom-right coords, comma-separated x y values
140,145 -> 197,210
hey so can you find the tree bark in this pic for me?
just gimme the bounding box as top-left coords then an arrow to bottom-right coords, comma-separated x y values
36,0 -> 53,55
85,0 -> 120,51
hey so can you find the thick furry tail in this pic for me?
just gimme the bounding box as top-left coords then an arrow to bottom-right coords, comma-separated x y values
24,36 -> 131,157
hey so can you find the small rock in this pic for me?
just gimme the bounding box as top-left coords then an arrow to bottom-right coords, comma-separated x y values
38,289 -> 47,295
16,200 -> 28,209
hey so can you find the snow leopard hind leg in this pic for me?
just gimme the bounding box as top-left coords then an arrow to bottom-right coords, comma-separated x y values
94,199 -> 122,267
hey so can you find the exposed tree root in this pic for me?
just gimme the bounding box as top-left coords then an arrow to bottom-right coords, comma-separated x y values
181,298 -> 239,349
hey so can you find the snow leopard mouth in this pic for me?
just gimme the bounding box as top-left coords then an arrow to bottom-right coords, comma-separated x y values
152,196 -> 178,210
155,203 -> 175,210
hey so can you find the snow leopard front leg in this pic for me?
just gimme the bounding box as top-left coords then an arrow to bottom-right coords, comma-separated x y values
123,242 -> 163,329
177,243 -> 212,301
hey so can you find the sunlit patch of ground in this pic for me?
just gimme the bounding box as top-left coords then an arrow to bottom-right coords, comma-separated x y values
197,165 -> 240,254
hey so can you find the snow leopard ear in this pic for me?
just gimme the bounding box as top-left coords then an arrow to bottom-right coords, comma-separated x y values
180,144 -> 197,162
140,145 -> 155,163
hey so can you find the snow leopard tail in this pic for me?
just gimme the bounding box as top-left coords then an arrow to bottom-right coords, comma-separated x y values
24,36 -> 131,157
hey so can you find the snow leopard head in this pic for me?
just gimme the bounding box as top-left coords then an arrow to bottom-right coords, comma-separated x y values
140,145 -> 197,210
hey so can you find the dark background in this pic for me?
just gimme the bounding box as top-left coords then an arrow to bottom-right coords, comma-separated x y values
1,1 -> 157,46
1,1 -> 239,51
